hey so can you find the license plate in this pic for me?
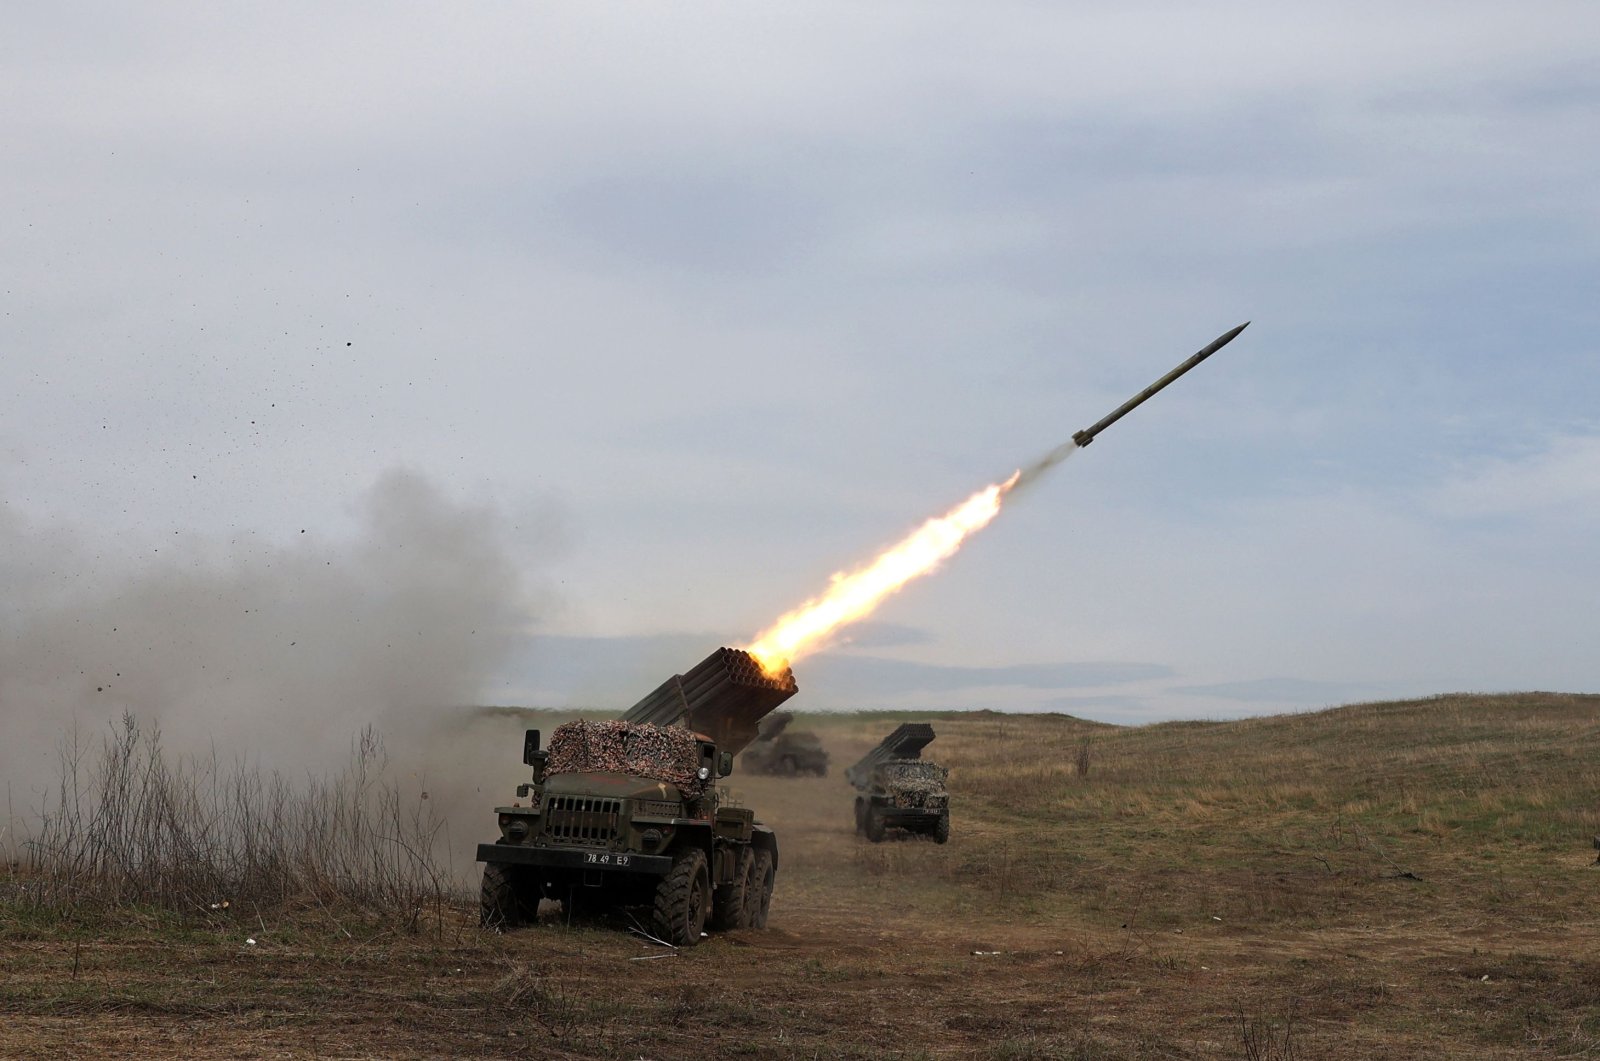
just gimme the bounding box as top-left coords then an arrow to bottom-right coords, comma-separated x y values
583,852 -> 630,867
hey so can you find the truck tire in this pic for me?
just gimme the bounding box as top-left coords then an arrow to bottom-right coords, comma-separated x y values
746,849 -> 775,929
710,847 -> 755,931
864,808 -> 886,843
480,862 -> 534,929
854,798 -> 866,835
778,756 -> 797,777
653,848 -> 710,947
932,813 -> 950,844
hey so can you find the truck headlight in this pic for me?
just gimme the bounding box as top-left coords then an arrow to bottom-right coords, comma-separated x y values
696,766 -> 711,781
499,813 -> 533,842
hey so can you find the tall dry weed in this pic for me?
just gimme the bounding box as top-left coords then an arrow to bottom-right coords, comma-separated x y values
23,713 -> 451,924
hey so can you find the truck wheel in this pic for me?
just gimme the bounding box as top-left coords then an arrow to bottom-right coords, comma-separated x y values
746,849 -> 775,929
653,848 -> 710,947
864,808 -> 886,843
932,814 -> 950,844
778,756 -> 797,777
480,863 -> 534,929
854,798 -> 866,835
710,847 -> 755,931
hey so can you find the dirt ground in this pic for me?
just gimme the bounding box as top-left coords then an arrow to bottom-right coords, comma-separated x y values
6,696 -> 1600,1059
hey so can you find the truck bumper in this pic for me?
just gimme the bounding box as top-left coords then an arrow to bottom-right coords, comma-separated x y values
476,843 -> 673,876
879,809 -> 945,829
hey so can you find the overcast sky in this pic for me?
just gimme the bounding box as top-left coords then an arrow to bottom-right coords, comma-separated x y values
5,3 -> 1598,726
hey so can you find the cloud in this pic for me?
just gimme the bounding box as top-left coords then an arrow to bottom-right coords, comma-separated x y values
502,632 -> 1169,711
1041,692 -> 1152,715
1168,676 -> 1383,706
1429,433 -> 1600,517
828,622 -> 935,650
805,654 -> 1172,697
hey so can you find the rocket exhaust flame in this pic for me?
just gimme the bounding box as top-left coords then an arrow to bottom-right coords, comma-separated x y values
744,322 -> 1248,676
745,472 -> 1022,675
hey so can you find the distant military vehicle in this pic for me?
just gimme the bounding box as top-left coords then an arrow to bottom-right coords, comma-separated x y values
847,723 -> 950,843
477,648 -> 797,945
740,711 -> 830,777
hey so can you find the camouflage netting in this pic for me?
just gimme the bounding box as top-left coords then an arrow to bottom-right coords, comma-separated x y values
545,720 -> 707,796
884,761 -> 948,808
890,777 -> 949,808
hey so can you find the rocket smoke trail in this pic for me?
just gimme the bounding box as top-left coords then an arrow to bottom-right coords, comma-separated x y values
1011,439 -> 1079,493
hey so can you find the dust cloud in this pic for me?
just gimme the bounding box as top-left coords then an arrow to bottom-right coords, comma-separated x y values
1,470 -> 546,877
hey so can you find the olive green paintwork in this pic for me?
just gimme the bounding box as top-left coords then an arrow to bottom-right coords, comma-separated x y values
542,771 -> 688,802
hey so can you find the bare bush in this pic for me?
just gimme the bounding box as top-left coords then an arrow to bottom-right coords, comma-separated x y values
1237,1002 -> 1298,1061
23,713 -> 452,923
494,959 -> 582,1040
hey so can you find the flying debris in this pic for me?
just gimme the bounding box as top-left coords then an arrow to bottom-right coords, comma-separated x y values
1070,322 -> 1249,447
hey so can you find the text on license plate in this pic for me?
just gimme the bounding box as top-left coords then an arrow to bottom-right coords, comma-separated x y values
584,852 -> 630,867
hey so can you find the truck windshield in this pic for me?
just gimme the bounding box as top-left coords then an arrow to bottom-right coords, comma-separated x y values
545,720 -> 707,794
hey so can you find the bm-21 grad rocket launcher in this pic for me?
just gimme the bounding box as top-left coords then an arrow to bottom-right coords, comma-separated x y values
478,647 -> 796,946
741,710 -> 831,777
848,723 -> 950,844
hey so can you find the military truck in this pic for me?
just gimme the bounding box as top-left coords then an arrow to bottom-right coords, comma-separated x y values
739,711 -> 830,777
847,723 -> 950,843
477,647 -> 797,946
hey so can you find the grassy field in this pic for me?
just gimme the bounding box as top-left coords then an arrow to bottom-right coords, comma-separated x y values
5,692 -> 1600,1058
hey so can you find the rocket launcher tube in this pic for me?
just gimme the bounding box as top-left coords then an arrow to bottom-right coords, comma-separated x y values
754,711 -> 795,742
619,647 -> 798,757
846,723 -> 937,790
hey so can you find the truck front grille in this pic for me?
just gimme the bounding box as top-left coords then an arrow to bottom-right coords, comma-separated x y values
544,796 -> 622,846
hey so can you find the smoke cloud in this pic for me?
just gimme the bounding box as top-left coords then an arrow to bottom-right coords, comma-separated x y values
1,469 -> 543,873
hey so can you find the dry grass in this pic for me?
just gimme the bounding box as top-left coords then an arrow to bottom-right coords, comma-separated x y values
19,713 -> 451,926
5,692 -> 1600,1058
